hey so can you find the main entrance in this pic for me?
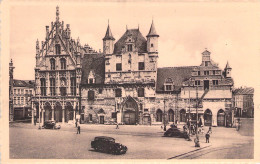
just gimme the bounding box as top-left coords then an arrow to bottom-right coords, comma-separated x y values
204,109 -> 212,126
123,97 -> 138,125
217,109 -> 225,126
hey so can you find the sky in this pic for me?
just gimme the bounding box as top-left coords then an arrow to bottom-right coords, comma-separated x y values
9,2 -> 260,88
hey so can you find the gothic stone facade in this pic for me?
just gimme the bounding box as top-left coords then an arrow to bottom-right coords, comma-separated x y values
34,7 -> 234,126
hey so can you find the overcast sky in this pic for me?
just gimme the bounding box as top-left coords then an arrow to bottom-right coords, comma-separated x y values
10,2 -> 260,88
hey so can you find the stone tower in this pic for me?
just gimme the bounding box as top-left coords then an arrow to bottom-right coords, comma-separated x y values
146,20 -> 159,53
103,22 -> 115,54
9,59 -> 15,121
225,61 -> 232,78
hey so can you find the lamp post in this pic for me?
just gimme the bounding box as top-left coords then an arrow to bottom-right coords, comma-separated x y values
163,98 -> 167,131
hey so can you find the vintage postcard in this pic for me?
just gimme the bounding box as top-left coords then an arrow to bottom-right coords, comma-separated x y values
1,0 -> 259,163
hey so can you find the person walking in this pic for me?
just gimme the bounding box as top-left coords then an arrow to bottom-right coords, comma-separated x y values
116,123 -> 119,129
75,120 -> 78,128
205,132 -> 210,143
77,125 -> 80,134
208,126 -> 212,134
194,136 -> 200,147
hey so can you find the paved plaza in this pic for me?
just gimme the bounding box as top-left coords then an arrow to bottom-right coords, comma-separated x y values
9,121 -> 253,159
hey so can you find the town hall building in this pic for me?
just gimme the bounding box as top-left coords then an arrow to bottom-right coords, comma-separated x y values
32,7 -> 234,127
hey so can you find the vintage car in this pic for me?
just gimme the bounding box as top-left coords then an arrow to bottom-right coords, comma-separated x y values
91,136 -> 127,155
164,127 -> 188,138
42,120 -> 61,129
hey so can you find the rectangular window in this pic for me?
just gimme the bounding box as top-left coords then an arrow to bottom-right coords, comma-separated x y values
204,71 -> 209,75
60,87 -> 67,96
14,97 -> 16,105
18,97 -> 20,104
127,44 -> 133,51
25,90 -> 28,95
198,71 -> 200,76
21,97 -> 24,105
213,70 -> 216,75
112,112 -> 117,118
89,79 -> 93,84
165,85 -> 172,91
88,90 -> 95,100
99,88 -> 103,94
21,89 -> 24,95
70,77 -> 76,96
30,90 -> 32,95
205,61 -> 209,66
116,63 -> 122,71
213,80 -> 218,85
40,79 -> 46,96
138,62 -> 145,70
50,78 -> 56,96
195,80 -> 201,86
115,88 -> 122,97
138,88 -> 145,97
89,114 -> 92,121
14,89 -> 16,95
18,89 -> 20,95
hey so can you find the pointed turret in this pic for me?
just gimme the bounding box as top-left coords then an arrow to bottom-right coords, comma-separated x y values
224,61 -> 232,78
147,20 -> 159,53
103,23 -> 115,41
147,20 -> 159,37
56,6 -> 60,22
103,21 -> 115,54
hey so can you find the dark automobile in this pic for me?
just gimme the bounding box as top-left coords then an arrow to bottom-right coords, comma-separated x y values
164,127 -> 188,138
42,120 -> 61,129
91,136 -> 127,155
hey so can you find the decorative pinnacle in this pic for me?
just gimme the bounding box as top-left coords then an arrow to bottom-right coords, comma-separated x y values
56,6 -> 59,22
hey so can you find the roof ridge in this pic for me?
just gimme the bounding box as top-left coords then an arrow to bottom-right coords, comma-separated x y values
158,66 -> 197,69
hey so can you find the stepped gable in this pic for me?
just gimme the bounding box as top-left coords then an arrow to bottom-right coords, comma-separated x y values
156,66 -> 197,92
113,29 -> 147,54
81,54 -> 105,85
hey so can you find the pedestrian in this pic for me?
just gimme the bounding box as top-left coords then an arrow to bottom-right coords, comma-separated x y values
201,125 -> 204,134
208,126 -> 212,134
116,123 -> 119,129
77,125 -> 80,134
75,120 -> 78,128
183,125 -> 187,132
194,136 -> 200,147
205,132 -> 210,143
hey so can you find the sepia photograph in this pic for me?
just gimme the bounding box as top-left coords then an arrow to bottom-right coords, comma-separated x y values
1,0 -> 260,163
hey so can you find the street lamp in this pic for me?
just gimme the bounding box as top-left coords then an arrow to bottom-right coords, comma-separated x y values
163,98 -> 167,131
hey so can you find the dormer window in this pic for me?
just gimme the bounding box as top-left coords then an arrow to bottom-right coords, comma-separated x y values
164,78 -> 174,91
127,44 -> 133,52
88,70 -> 95,84
89,78 -> 94,84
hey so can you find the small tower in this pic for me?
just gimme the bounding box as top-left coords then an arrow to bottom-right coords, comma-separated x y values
103,21 -> 115,54
224,61 -> 232,78
36,39 -> 40,67
201,49 -> 211,66
146,20 -> 159,53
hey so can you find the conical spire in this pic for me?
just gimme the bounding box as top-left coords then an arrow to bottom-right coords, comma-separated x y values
147,20 -> 159,37
56,6 -> 59,22
103,21 -> 115,41
225,61 -> 231,69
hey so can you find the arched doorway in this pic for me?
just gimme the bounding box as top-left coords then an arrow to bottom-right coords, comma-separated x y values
65,102 -> 73,122
54,102 -> 62,122
168,109 -> 174,122
180,109 -> 186,122
98,108 -> 105,124
204,109 -> 212,126
156,109 -> 163,122
123,97 -> 138,125
217,109 -> 225,126
44,102 -> 52,121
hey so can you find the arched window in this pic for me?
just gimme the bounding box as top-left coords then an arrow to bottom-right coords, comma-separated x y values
60,58 -> 66,70
40,78 -> 46,96
50,58 -> 55,70
70,77 -> 76,96
50,78 -> 56,96
55,44 -> 61,55
168,109 -> 174,122
156,109 -> 163,122
60,78 -> 66,96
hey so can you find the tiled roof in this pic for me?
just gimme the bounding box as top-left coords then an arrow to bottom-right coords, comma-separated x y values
113,29 -> 147,54
233,87 -> 254,95
13,80 -> 35,88
81,53 -> 105,85
156,66 -> 196,92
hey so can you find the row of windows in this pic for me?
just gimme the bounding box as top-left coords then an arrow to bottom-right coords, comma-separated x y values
116,62 -> 145,71
50,58 -> 66,70
13,96 -> 30,105
14,89 -> 33,95
194,80 -> 219,86
197,70 -> 220,76
87,88 -> 145,100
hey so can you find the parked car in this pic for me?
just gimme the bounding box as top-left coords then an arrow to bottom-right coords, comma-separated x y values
42,120 -> 61,129
164,127 -> 188,138
91,136 -> 127,155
